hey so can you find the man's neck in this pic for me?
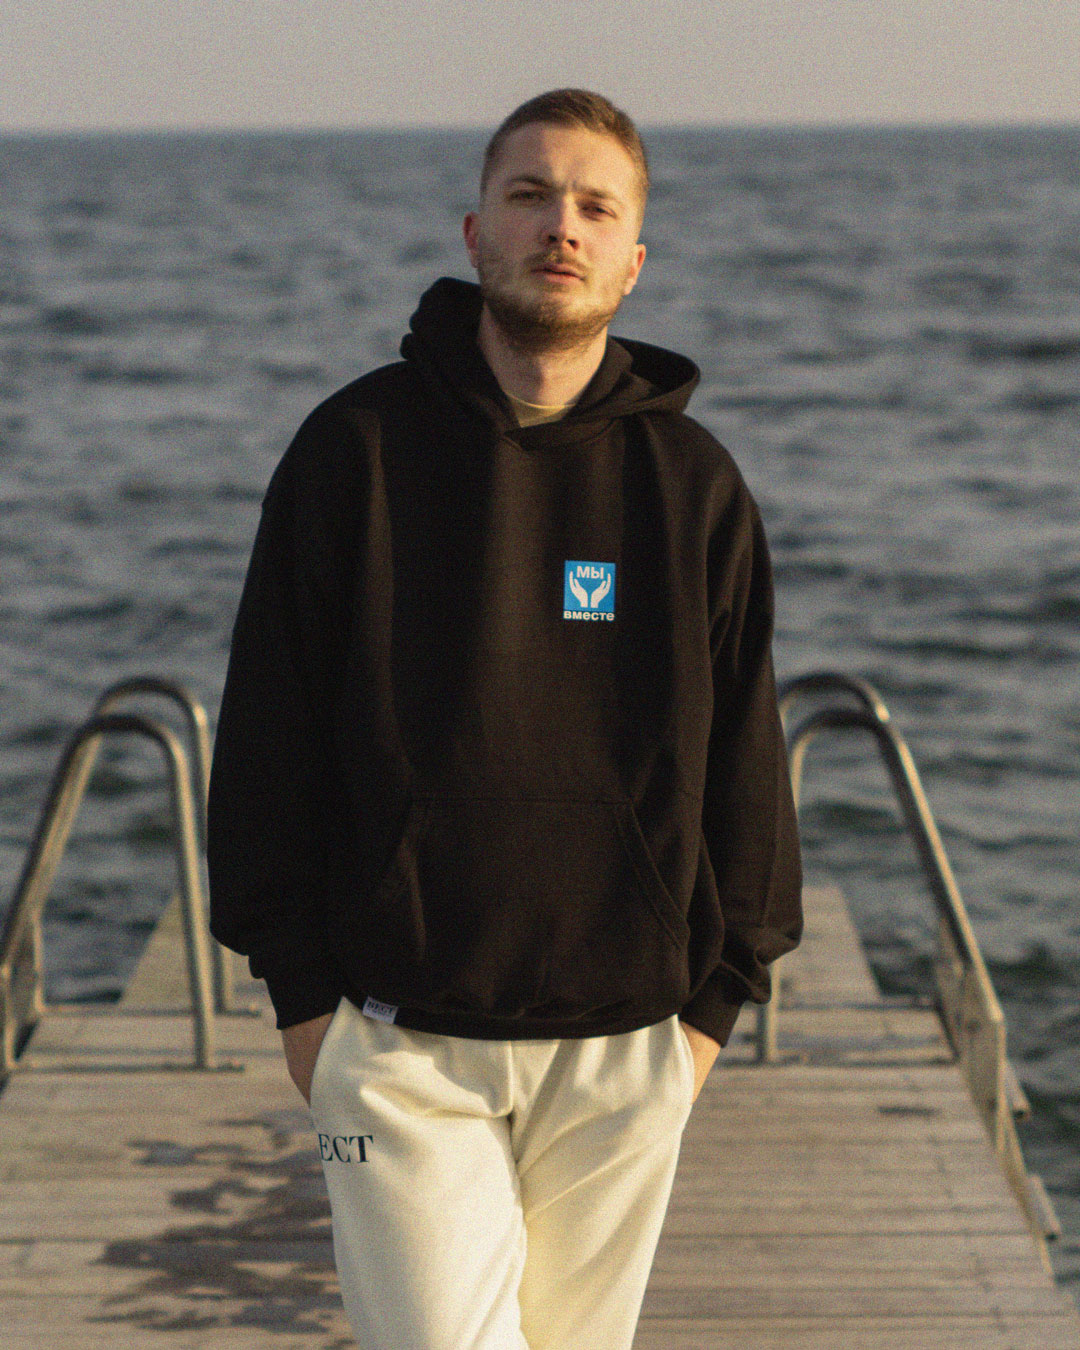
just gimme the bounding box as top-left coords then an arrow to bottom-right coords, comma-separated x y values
476,307 -> 607,406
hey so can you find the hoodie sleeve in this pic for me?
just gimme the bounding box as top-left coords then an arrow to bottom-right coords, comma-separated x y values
207,418 -> 354,1029
679,487 -> 803,1046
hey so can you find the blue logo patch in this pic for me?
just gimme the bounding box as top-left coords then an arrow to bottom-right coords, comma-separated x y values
564,561 -> 616,621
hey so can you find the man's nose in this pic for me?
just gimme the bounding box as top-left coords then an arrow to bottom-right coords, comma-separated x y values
541,197 -> 579,245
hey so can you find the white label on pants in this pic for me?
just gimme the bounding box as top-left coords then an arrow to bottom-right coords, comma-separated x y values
362,996 -> 399,1023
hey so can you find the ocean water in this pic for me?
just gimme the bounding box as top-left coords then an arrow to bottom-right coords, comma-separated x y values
1,125 -> 1078,1298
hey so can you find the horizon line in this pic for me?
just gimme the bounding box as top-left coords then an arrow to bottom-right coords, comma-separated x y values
2,116 -> 1079,142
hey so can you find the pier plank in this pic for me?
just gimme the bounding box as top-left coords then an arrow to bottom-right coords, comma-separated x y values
633,1316 -> 1080,1350
0,883 -> 1077,1347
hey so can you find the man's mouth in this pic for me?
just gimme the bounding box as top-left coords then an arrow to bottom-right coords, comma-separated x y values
532,257 -> 585,280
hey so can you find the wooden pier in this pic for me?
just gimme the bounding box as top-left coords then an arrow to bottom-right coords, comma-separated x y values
1,884 -> 1078,1348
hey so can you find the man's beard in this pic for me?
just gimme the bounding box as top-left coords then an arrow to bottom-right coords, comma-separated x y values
476,243 -> 629,355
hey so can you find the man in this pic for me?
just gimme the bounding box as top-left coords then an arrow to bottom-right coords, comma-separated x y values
208,89 -> 802,1350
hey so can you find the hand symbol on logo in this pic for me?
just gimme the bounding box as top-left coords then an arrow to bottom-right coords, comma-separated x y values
588,573 -> 611,609
568,572 -> 589,608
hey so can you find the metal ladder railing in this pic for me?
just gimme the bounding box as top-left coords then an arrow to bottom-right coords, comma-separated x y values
0,677 -> 233,1078
92,676 -> 233,1013
764,670 -> 1060,1245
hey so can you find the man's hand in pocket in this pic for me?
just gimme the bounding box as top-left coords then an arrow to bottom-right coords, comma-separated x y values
281,1011 -> 335,1105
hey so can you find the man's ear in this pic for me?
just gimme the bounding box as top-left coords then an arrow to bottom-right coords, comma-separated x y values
622,242 -> 646,296
463,213 -> 480,270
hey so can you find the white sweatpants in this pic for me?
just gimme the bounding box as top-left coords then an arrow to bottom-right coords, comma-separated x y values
309,997 -> 697,1350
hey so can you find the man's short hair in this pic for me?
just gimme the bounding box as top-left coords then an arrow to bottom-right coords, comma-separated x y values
481,89 -> 649,215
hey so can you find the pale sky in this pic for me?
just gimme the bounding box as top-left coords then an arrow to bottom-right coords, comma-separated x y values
3,0 -> 1078,133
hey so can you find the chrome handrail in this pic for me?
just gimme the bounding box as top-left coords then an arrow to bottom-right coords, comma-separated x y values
779,669 -> 891,726
0,707 -> 217,1077
757,672 -> 894,1061
93,676 -> 212,846
776,672 -> 995,993
766,672 -> 1052,1244
89,677 -> 232,1011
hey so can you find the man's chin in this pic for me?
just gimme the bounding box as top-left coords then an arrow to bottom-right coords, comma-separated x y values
483,292 -> 618,355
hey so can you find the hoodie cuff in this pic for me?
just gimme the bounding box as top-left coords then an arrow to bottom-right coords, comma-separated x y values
250,944 -> 345,1030
679,986 -> 745,1047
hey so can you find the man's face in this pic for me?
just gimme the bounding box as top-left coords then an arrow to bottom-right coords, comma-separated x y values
463,122 -> 646,353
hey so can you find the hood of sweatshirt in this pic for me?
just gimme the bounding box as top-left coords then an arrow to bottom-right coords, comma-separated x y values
399,277 -> 701,444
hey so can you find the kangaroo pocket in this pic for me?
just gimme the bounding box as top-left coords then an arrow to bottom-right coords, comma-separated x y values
351,795 -> 692,1020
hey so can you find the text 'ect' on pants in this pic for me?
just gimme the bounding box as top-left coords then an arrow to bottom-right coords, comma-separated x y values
318,1132 -> 373,1163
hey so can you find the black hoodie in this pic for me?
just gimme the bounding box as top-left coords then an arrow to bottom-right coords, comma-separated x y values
207,278 -> 802,1045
